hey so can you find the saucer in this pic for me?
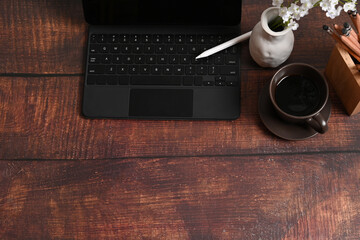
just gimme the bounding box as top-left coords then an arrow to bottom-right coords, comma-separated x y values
258,81 -> 331,140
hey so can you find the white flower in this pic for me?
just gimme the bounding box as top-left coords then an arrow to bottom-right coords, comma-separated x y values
272,0 -> 284,7
326,5 -> 343,19
344,1 -> 357,12
279,7 -> 292,22
288,19 -> 299,30
320,0 -> 332,11
271,0 -> 357,30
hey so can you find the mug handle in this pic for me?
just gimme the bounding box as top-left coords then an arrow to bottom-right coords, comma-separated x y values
306,113 -> 328,134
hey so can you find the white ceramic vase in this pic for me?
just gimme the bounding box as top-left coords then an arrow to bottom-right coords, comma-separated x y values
249,7 -> 294,68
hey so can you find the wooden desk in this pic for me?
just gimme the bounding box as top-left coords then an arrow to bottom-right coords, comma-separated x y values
1,0 -> 360,239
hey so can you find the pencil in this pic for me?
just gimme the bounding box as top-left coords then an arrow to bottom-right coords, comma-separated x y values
323,25 -> 360,62
342,28 -> 360,50
348,10 -> 358,30
195,31 -> 252,59
344,22 -> 359,41
354,12 -> 360,38
333,24 -> 343,35
340,31 -> 360,57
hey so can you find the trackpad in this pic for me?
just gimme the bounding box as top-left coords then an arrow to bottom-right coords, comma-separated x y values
129,89 -> 193,117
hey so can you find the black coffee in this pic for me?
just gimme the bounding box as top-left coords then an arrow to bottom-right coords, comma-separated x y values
275,75 -> 322,116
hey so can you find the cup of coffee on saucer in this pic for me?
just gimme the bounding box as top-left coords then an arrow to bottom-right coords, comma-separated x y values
259,63 -> 331,140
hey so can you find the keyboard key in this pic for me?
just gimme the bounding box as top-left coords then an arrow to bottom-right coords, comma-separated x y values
121,46 -> 132,53
215,76 -> 226,82
169,55 -> 179,64
101,55 -> 112,64
225,46 -> 238,54
119,34 -> 129,43
151,66 -> 162,74
131,76 -> 182,85
215,78 -> 226,86
117,65 -> 128,74
208,66 -> 219,75
185,66 -> 195,75
220,66 -> 237,75
153,34 -> 162,43
189,46 -> 199,54
88,65 -> 105,74
135,56 -> 145,64
180,55 -> 191,64
194,76 -> 203,86
140,65 -> 150,74
87,75 -> 96,84
133,45 -> 143,53
130,34 -> 140,43
155,45 -> 165,54
96,76 -> 107,85
174,66 -> 184,75
90,34 -> 97,43
105,65 -> 116,74
89,44 -> 100,53
112,56 -> 121,64
226,76 -> 238,86
86,75 -> 104,85
163,66 -> 173,75
124,56 -> 133,64
186,35 -> 196,44
177,45 -> 187,54
164,34 -> 174,43
129,66 -> 139,74
166,46 -> 176,54
203,80 -> 214,86
183,76 -> 194,86
108,34 -> 119,43
110,45 -> 120,53
144,45 -> 154,53
118,76 -> 129,85
146,56 -> 156,64
175,35 -> 185,44
142,34 -> 152,43
99,44 -> 109,53
96,34 -> 106,43
197,35 -> 207,44
196,66 -> 207,75
208,35 -> 216,44
216,35 -> 224,43
214,55 -> 224,65
157,55 -> 167,64
106,75 -> 119,85
226,55 -> 238,65
89,55 -> 100,64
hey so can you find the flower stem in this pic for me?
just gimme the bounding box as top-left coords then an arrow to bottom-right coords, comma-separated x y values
268,16 -> 285,32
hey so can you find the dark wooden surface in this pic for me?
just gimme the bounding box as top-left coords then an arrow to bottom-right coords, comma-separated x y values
1,0 -> 360,239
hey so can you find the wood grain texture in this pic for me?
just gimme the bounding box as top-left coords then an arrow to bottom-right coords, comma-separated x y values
0,76 -> 360,160
325,44 -> 360,116
0,0 -> 86,74
1,0 -> 360,239
1,154 -> 360,239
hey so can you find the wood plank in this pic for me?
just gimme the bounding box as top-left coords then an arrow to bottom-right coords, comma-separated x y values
0,0 -> 87,74
0,0 -> 351,74
0,154 -> 359,239
1,76 -> 359,160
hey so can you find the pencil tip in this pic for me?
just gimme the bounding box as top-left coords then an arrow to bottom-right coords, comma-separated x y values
323,25 -> 329,30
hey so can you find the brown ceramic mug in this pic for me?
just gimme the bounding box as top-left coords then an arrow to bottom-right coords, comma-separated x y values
269,63 -> 329,134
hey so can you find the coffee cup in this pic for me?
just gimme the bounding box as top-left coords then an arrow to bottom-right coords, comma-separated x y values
269,63 -> 329,134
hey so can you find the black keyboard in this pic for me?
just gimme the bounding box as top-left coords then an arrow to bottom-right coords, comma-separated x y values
86,33 -> 239,87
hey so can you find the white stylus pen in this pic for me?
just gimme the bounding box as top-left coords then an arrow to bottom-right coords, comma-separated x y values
195,31 -> 252,59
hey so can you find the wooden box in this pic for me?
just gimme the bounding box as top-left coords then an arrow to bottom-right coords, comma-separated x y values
325,43 -> 360,116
